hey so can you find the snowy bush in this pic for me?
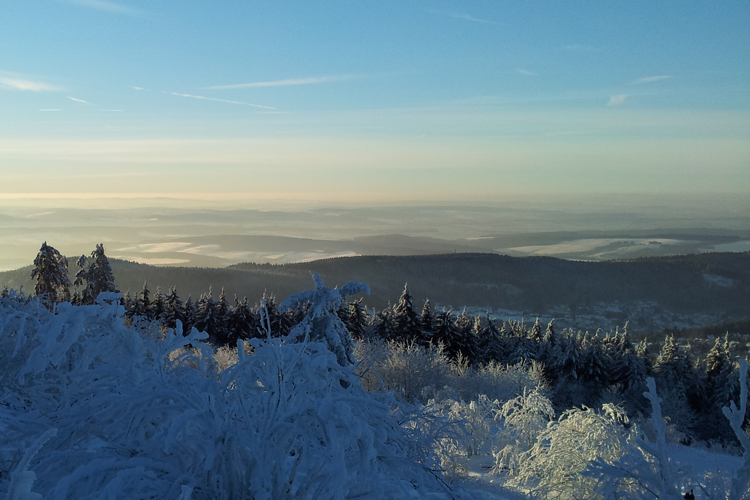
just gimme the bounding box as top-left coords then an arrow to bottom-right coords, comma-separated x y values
507,403 -> 629,500
353,339 -> 545,406
363,340 -> 454,403
0,285 -> 472,499
492,388 -> 556,474
459,360 -> 548,405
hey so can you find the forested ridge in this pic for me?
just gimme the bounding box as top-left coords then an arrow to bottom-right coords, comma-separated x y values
2,251 -> 749,315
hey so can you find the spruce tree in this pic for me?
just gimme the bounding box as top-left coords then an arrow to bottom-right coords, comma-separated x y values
31,242 -> 71,310
419,299 -> 434,345
476,313 -> 504,364
213,287 -> 230,343
74,243 -> 116,305
365,308 -> 390,341
195,287 -> 218,338
229,296 -> 256,341
390,284 -> 422,344
346,299 -> 369,340
183,296 -> 196,334
162,286 -> 184,330
528,317 -> 543,343
432,309 -> 462,360
151,287 -> 166,322
133,281 -> 151,319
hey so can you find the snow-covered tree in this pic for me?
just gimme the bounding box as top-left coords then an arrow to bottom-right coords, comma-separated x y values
73,243 -> 117,305
432,309 -> 464,360
280,272 -> 370,366
194,287 -> 218,339
389,283 -> 422,344
162,286 -> 184,330
344,298 -> 368,340
418,299 -> 434,345
150,286 -> 166,322
31,242 -> 71,310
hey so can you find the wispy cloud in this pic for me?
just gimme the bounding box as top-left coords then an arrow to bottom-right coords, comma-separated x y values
68,96 -> 89,104
53,0 -> 135,14
130,86 -> 145,91
162,91 -> 275,109
632,75 -> 672,85
606,94 -> 629,107
516,68 -> 537,77
0,74 -> 62,91
205,75 -> 355,90
429,10 -> 503,26
564,44 -> 603,53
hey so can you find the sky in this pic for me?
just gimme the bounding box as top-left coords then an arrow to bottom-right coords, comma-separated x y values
1,0 -> 749,204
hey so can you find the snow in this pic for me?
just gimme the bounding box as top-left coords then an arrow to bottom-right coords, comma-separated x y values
2,283 -> 748,499
0,287 -> 507,499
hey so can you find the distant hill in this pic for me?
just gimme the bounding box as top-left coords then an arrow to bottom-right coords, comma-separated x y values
2,252 -> 748,317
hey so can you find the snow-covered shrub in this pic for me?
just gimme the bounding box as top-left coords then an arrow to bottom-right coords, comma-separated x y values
354,339 -> 545,407
420,394 -> 508,474
463,360 -> 548,404
0,286 -> 465,499
508,403 -> 629,500
582,378 -> 687,500
492,388 -> 555,474
360,340 -> 454,403
212,344 -> 239,372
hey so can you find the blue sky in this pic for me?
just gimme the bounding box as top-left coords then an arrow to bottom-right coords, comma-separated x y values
1,0 -> 748,203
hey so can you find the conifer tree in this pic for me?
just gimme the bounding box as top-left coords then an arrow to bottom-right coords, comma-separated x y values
345,299 -> 369,340
543,319 -> 557,347
419,299 -> 434,345
580,332 -> 609,395
553,332 -> 580,381
476,313 -> 504,364
31,242 -> 71,310
365,308 -> 390,340
121,291 -> 133,315
195,287 -> 218,338
73,243 -> 117,305
133,281 -> 151,319
702,335 -> 737,425
229,295 -> 256,341
213,287 -> 230,343
528,317 -> 543,343
432,309 -> 462,360
183,296 -> 196,333
151,286 -> 166,322
162,286 -> 183,330
390,284 -> 421,343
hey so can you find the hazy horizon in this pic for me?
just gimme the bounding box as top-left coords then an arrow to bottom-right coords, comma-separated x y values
1,193 -> 748,271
